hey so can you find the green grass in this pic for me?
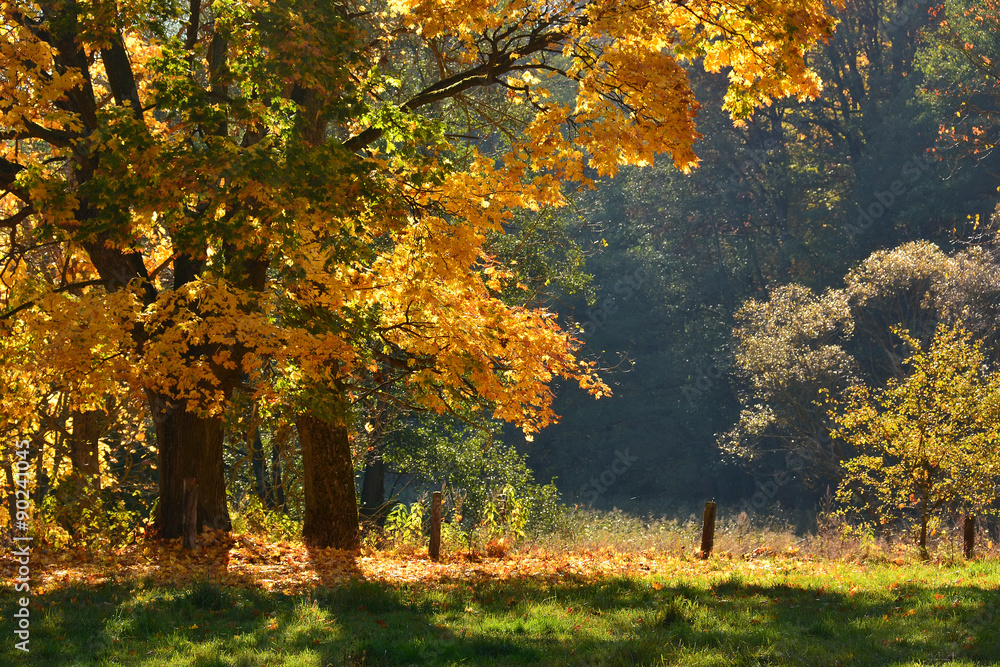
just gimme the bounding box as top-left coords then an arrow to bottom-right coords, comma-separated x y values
4,559 -> 1000,665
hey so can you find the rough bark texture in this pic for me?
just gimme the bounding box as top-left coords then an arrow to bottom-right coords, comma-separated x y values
297,412 -> 359,550
69,409 -> 102,488
150,393 -> 231,537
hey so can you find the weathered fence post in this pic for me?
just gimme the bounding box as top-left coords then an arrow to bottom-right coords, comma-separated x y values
964,515 -> 975,560
429,491 -> 442,561
183,477 -> 198,552
700,500 -> 716,559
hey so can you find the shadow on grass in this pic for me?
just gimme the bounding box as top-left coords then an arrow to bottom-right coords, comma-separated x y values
4,569 -> 1000,665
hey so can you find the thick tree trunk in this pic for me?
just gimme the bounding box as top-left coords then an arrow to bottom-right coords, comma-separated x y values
297,412 -> 359,550
150,393 -> 231,538
56,409 -> 105,534
69,409 -> 101,489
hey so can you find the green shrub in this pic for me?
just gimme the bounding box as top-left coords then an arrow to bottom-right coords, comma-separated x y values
387,415 -> 564,543
231,494 -> 301,541
384,500 -> 426,546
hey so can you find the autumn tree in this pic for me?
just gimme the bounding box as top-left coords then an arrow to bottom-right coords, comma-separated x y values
724,240 -> 1000,480
1,0 -> 839,548
833,325 -> 1000,557
919,0 -> 1000,167
721,282 -> 857,478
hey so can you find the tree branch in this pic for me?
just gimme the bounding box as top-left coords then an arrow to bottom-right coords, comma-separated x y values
343,30 -> 564,152
0,279 -> 107,321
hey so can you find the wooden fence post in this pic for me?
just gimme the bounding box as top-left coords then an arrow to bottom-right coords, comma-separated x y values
700,500 -> 716,559
183,477 -> 198,552
964,515 -> 975,560
429,491 -> 442,561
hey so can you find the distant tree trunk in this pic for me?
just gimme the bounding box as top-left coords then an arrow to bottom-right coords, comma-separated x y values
270,443 -> 285,508
360,440 -> 386,525
150,393 -> 231,538
2,463 -> 17,538
32,436 -> 49,507
297,411 -> 359,550
918,511 -> 928,559
964,515 -> 975,559
56,408 -> 105,534
360,389 -> 392,526
250,431 -> 268,504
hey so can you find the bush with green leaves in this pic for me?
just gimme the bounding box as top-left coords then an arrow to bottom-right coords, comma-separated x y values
36,483 -> 149,551
386,415 -> 563,541
231,494 -> 302,542
384,500 -> 425,546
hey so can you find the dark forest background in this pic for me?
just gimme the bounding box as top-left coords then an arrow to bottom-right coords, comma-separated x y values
498,0 -> 1000,521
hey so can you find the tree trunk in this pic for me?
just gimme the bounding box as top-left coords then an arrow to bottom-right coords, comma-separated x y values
360,441 -> 386,525
150,393 -> 231,538
964,515 -> 975,560
33,437 -> 49,507
297,411 -> 359,550
56,409 -> 105,535
2,463 -> 17,539
69,409 -> 102,489
919,512 -> 928,559
270,443 -> 285,508
250,431 -> 268,504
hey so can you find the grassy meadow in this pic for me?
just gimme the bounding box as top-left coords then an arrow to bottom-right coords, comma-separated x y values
4,512 -> 1000,666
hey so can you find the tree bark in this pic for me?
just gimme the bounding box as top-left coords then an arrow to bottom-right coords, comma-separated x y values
55,408 -> 105,534
360,441 -> 386,525
69,409 -> 101,489
964,515 -> 975,560
150,393 -> 231,537
270,443 -> 285,508
2,463 -> 17,539
919,512 -> 928,559
250,431 -> 269,504
297,411 -> 359,550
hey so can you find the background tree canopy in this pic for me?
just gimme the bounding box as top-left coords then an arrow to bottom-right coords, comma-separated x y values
517,0 -> 1000,518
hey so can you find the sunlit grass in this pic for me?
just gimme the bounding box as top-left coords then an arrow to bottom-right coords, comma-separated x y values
4,557 -> 1000,665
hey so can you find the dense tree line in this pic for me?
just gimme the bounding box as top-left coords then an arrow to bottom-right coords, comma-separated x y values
524,0 -> 1000,515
